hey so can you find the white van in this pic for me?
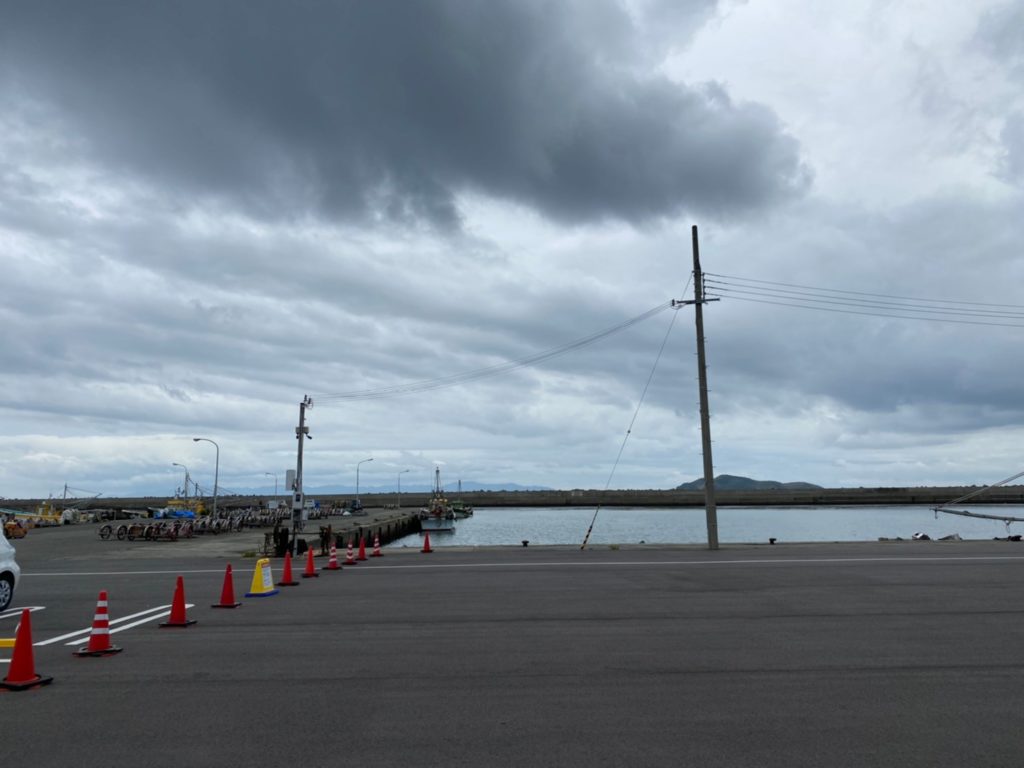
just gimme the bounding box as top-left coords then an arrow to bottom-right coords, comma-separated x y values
0,534 -> 20,611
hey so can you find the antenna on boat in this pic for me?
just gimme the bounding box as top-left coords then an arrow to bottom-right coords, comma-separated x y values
672,225 -> 721,551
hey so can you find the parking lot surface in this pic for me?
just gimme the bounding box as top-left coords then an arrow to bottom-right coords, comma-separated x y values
4,525 -> 1024,767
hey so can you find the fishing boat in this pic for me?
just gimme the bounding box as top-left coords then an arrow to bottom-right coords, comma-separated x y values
420,467 -> 456,532
450,499 -> 474,518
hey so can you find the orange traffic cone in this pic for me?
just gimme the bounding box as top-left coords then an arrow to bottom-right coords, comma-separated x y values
212,564 -> 242,608
357,537 -> 368,561
74,590 -> 123,657
0,609 -> 53,691
371,533 -> 383,557
277,551 -> 300,587
344,540 -> 357,565
160,576 -> 197,627
421,532 -> 433,553
321,543 -> 341,571
302,546 -> 320,578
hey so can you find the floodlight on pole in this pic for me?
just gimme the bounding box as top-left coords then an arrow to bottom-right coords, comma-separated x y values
192,437 -> 219,519
398,469 -> 410,508
356,457 -> 373,505
172,462 -> 189,499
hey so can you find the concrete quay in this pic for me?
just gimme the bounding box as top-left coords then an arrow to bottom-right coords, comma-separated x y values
6,525 -> 1024,767
280,506 -> 421,553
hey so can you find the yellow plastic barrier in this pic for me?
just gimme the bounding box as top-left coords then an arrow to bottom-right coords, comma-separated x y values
244,558 -> 279,598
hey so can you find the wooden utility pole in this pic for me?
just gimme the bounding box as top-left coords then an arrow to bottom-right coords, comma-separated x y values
692,226 -> 719,549
674,225 -> 719,550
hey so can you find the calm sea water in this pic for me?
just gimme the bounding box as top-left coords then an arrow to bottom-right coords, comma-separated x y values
386,505 -> 1024,548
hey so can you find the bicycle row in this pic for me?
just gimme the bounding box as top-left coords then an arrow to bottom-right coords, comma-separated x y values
97,517 -> 242,541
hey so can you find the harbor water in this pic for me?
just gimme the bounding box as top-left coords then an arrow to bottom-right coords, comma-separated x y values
387,505 -> 1024,548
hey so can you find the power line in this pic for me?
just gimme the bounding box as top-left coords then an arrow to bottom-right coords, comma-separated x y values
706,273 -> 1024,310
706,279 -> 1024,318
313,301 -> 675,403
704,273 -> 1024,328
581,278 -> 688,550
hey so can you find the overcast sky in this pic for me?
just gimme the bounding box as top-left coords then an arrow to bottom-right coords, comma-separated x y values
2,0 -> 1023,500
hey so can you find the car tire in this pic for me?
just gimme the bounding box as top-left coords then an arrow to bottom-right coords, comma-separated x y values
0,574 -> 13,612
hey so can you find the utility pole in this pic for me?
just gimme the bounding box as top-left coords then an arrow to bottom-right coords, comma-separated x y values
292,395 -> 313,544
673,225 -> 719,550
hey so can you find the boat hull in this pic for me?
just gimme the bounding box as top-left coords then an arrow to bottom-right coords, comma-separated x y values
420,517 -> 456,532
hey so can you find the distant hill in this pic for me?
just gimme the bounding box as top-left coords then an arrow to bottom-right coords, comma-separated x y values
676,474 -> 823,491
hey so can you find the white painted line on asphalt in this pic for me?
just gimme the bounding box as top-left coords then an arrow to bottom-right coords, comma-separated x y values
0,606 -> 45,621
16,553 -> 1024,580
34,603 -> 190,646
60,604 -> 195,645
37,607 -> 168,646
20,569 -> 226,577
349,554 -> 1024,570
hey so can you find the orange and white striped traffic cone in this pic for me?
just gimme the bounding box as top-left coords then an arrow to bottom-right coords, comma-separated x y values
75,590 -> 123,657
321,543 -> 342,571
370,533 -> 383,557
343,540 -> 358,565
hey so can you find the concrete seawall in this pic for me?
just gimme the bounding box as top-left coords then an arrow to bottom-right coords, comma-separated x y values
8,485 -> 1024,514
262,485 -> 1023,509
381,486 -> 1024,507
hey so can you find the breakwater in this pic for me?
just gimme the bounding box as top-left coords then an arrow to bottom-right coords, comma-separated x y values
8,485 -> 1024,513
384,486 -> 1024,508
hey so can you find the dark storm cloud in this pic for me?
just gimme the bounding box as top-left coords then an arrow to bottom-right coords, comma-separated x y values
0,0 -> 807,227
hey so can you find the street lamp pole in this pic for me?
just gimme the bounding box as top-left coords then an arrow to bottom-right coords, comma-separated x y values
398,469 -> 410,508
356,457 -> 373,506
192,438 -> 219,519
172,462 -> 189,500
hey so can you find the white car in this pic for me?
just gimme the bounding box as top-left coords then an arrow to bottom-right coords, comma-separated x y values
0,534 -> 20,611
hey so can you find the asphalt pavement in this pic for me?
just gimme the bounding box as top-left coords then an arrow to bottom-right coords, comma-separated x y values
3,523 -> 1024,767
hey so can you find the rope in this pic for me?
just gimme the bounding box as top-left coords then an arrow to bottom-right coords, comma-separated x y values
312,302 -> 674,403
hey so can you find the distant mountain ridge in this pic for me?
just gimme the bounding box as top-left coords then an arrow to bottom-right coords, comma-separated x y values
676,474 -> 823,491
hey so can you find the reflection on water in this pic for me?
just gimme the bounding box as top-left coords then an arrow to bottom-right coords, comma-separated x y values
387,505 -> 1024,548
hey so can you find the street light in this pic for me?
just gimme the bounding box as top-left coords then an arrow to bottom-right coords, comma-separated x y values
193,437 -> 219,519
172,462 -> 189,499
264,472 -> 278,498
398,469 -> 410,508
356,457 -> 373,506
